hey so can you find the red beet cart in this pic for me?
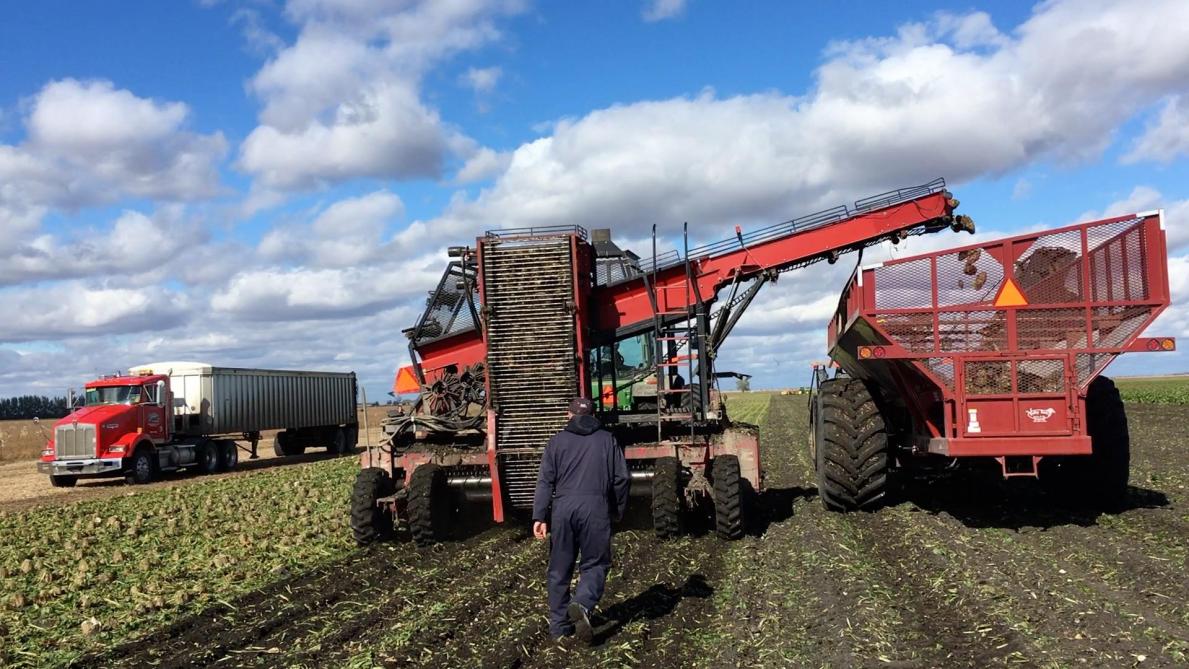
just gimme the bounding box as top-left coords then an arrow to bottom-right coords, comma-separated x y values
813,210 -> 1175,510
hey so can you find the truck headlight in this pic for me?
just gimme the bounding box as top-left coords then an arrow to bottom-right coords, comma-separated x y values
41,448 -> 54,457
108,445 -> 126,454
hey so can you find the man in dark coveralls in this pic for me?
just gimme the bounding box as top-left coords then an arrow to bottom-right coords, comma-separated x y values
532,397 -> 630,643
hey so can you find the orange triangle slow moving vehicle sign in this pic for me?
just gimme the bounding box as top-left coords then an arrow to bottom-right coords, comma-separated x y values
994,277 -> 1029,307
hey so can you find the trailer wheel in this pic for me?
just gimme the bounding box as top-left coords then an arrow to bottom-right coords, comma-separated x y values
329,428 -> 348,455
712,455 -> 744,539
1042,376 -> 1130,507
408,464 -> 450,547
125,447 -> 157,485
651,457 -> 683,539
351,467 -> 395,545
816,378 -> 890,512
273,431 -> 305,457
50,475 -> 78,488
198,441 -> 220,474
218,440 -> 238,472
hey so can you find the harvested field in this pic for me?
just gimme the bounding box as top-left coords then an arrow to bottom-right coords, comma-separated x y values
2,394 -> 1187,667
0,407 -> 391,511
0,419 -> 51,462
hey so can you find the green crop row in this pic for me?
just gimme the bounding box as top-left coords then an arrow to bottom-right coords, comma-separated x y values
724,391 -> 774,425
0,457 -> 360,668
1114,376 -> 1189,405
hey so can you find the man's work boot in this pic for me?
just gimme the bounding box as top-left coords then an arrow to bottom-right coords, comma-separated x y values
567,602 -> 593,644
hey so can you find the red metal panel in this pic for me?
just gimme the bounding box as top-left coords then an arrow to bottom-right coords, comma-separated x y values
595,192 -> 955,331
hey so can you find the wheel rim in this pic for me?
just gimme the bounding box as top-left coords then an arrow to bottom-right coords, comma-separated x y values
137,456 -> 150,479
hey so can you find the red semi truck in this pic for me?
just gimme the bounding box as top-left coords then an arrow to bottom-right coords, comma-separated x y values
38,362 -> 358,487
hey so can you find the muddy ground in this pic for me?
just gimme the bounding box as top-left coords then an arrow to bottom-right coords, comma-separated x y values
77,397 -> 1188,668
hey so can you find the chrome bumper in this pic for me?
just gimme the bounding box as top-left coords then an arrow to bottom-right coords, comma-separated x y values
38,458 -> 124,477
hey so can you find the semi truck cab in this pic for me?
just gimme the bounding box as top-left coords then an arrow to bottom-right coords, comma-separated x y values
37,371 -> 237,487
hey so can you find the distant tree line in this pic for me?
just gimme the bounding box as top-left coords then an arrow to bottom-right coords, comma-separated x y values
0,395 -> 69,420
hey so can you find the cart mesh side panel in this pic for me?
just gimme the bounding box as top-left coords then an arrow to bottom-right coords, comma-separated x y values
482,235 -> 577,509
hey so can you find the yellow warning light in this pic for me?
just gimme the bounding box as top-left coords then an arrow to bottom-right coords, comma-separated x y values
1162,338 -> 1176,350
859,347 -> 873,359
994,278 -> 1028,307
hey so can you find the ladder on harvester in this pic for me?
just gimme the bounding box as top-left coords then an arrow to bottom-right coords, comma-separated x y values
643,222 -> 704,443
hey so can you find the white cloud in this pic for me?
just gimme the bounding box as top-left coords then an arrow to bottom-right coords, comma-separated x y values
259,190 -> 404,267
0,283 -> 190,342
19,79 -> 227,205
0,207 -> 206,285
1123,96 -> 1189,164
455,147 -> 510,183
237,0 -> 522,193
210,262 -> 437,321
461,66 -> 502,94
642,0 -> 686,22
425,0 -> 1189,247
1081,186 -> 1189,252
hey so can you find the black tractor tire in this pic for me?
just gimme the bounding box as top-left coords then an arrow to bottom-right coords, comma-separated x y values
198,441 -> 220,474
816,378 -> 890,512
351,467 -> 395,545
218,440 -> 238,472
408,464 -> 451,547
1041,376 -> 1130,507
273,431 -> 305,457
125,448 -> 157,485
651,457 -> 683,539
712,455 -> 744,540
50,474 -> 78,488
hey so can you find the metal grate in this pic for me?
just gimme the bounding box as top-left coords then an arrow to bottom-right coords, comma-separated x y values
1075,352 -> 1116,388
1092,305 -> 1151,348
965,361 -> 1011,395
412,263 -> 479,345
1014,230 -> 1083,305
1016,307 -> 1086,350
55,424 -> 96,459
482,234 -> 577,509
1087,220 -> 1148,303
938,311 -> 1007,352
923,357 -> 954,389
878,312 -> 935,352
936,247 -> 1003,307
1018,359 -> 1065,394
874,258 -> 933,310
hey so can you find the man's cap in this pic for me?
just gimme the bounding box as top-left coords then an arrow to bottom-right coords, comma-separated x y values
568,397 -> 594,415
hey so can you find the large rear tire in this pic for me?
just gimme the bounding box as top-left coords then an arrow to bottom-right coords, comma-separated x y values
651,457 -> 682,539
1041,376 -> 1129,507
408,464 -> 450,547
273,431 -> 305,457
816,378 -> 890,512
351,467 -> 395,545
712,455 -> 744,539
198,440 -> 220,474
218,440 -> 238,472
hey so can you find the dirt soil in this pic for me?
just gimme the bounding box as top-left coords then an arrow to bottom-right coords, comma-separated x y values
0,408 -> 390,512
75,397 -> 1189,668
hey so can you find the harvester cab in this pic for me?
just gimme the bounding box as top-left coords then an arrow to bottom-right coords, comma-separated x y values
354,179 -> 976,547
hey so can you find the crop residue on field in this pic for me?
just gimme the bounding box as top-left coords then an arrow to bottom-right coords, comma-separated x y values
2,393 -> 1187,668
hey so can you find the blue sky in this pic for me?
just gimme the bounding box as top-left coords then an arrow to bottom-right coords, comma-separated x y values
1,0 -> 1188,400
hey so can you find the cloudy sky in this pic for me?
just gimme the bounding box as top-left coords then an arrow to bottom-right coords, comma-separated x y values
2,0 -> 1188,400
